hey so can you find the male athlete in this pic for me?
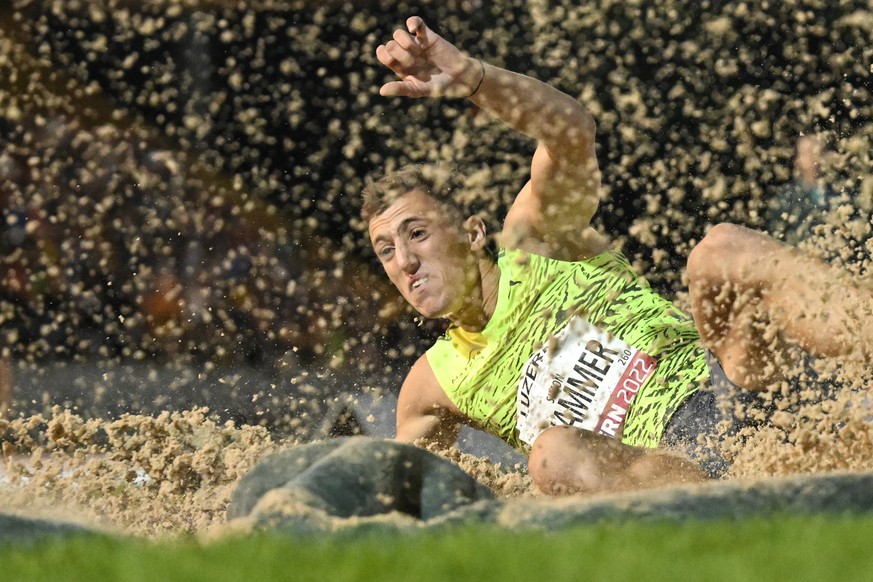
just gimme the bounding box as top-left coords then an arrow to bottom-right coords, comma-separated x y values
366,16 -> 873,494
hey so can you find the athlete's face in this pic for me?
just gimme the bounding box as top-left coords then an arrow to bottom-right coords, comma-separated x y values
368,190 -> 480,320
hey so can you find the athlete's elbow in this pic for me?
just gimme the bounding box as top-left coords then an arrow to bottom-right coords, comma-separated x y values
565,98 -> 595,135
555,114 -> 597,166
578,109 -> 596,140
396,414 -> 458,448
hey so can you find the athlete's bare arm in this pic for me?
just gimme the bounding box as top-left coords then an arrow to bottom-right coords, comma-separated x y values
376,16 -> 607,261
395,354 -> 464,448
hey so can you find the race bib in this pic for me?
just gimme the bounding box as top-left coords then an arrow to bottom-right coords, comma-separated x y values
516,317 -> 657,445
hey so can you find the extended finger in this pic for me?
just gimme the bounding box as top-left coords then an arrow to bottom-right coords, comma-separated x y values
376,45 -> 404,77
376,44 -> 404,72
375,44 -> 395,68
379,80 -> 404,97
379,80 -> 421,99
407,16 -> 438,51
393,29 -> 420,54
383,39 -> 416,69
406,15 -> 426,39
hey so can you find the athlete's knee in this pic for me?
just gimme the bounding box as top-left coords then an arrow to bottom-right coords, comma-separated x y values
530,426 -> 708,495
688,223 -> 784,289
528,427 -> 570,491
528,426 -> 598,495
687,223 -> 745,285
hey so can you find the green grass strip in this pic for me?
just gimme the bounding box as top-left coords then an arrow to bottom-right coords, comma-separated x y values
3,514 -> 872,582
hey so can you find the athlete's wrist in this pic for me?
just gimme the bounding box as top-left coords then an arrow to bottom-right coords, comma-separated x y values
456,57 -> 485,99
466,59 -> 486,98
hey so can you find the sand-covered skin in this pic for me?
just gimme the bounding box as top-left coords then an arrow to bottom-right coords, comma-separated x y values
1,0 -> 873,538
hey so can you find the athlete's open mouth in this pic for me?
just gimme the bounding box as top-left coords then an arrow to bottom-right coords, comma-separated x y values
411,276 -> 428,290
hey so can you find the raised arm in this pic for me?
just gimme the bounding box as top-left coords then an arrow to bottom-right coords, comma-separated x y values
376,16 -> 607,260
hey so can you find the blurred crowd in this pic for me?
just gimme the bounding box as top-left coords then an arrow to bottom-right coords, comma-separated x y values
0,108 -> 417,424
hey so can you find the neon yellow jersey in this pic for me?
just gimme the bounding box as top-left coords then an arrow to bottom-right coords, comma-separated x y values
426,248 -> 709,452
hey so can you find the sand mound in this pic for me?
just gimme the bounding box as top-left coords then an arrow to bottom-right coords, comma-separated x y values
5,428 -> 873,542
0,408 -> 279,538
216,438 -> 873,537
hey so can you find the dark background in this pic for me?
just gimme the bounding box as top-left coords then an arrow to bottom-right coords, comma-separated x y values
1,0 -> 870,436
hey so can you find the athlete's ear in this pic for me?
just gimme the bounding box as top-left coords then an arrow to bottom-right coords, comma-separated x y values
464,215 -> 487,251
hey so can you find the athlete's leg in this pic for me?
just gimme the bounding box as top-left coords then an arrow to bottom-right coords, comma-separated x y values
686,223 -> 873,389
528,426 -> 707,495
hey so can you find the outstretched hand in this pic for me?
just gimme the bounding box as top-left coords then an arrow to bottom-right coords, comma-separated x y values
376,16 -> 482,99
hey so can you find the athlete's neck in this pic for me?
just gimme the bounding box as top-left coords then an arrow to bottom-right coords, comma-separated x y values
448,258 -> 500,332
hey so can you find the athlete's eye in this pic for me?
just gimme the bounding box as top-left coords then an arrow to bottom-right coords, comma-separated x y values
410,228 -> 426,240
378,246 -> 394,259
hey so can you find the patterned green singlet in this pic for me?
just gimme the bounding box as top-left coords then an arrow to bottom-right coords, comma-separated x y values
425,248 -> 710,452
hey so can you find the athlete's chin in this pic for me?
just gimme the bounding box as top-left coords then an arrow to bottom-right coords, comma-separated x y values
411,304 -> 446,320
408,298 -> 450,320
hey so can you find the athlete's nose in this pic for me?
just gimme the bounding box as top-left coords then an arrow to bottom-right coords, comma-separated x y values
395,240 -> 420,274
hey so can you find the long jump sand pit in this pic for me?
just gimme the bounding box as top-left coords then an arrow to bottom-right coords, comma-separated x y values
0,0 -> 871,558
219,436 -> 873,536
5,408 -> 873,542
